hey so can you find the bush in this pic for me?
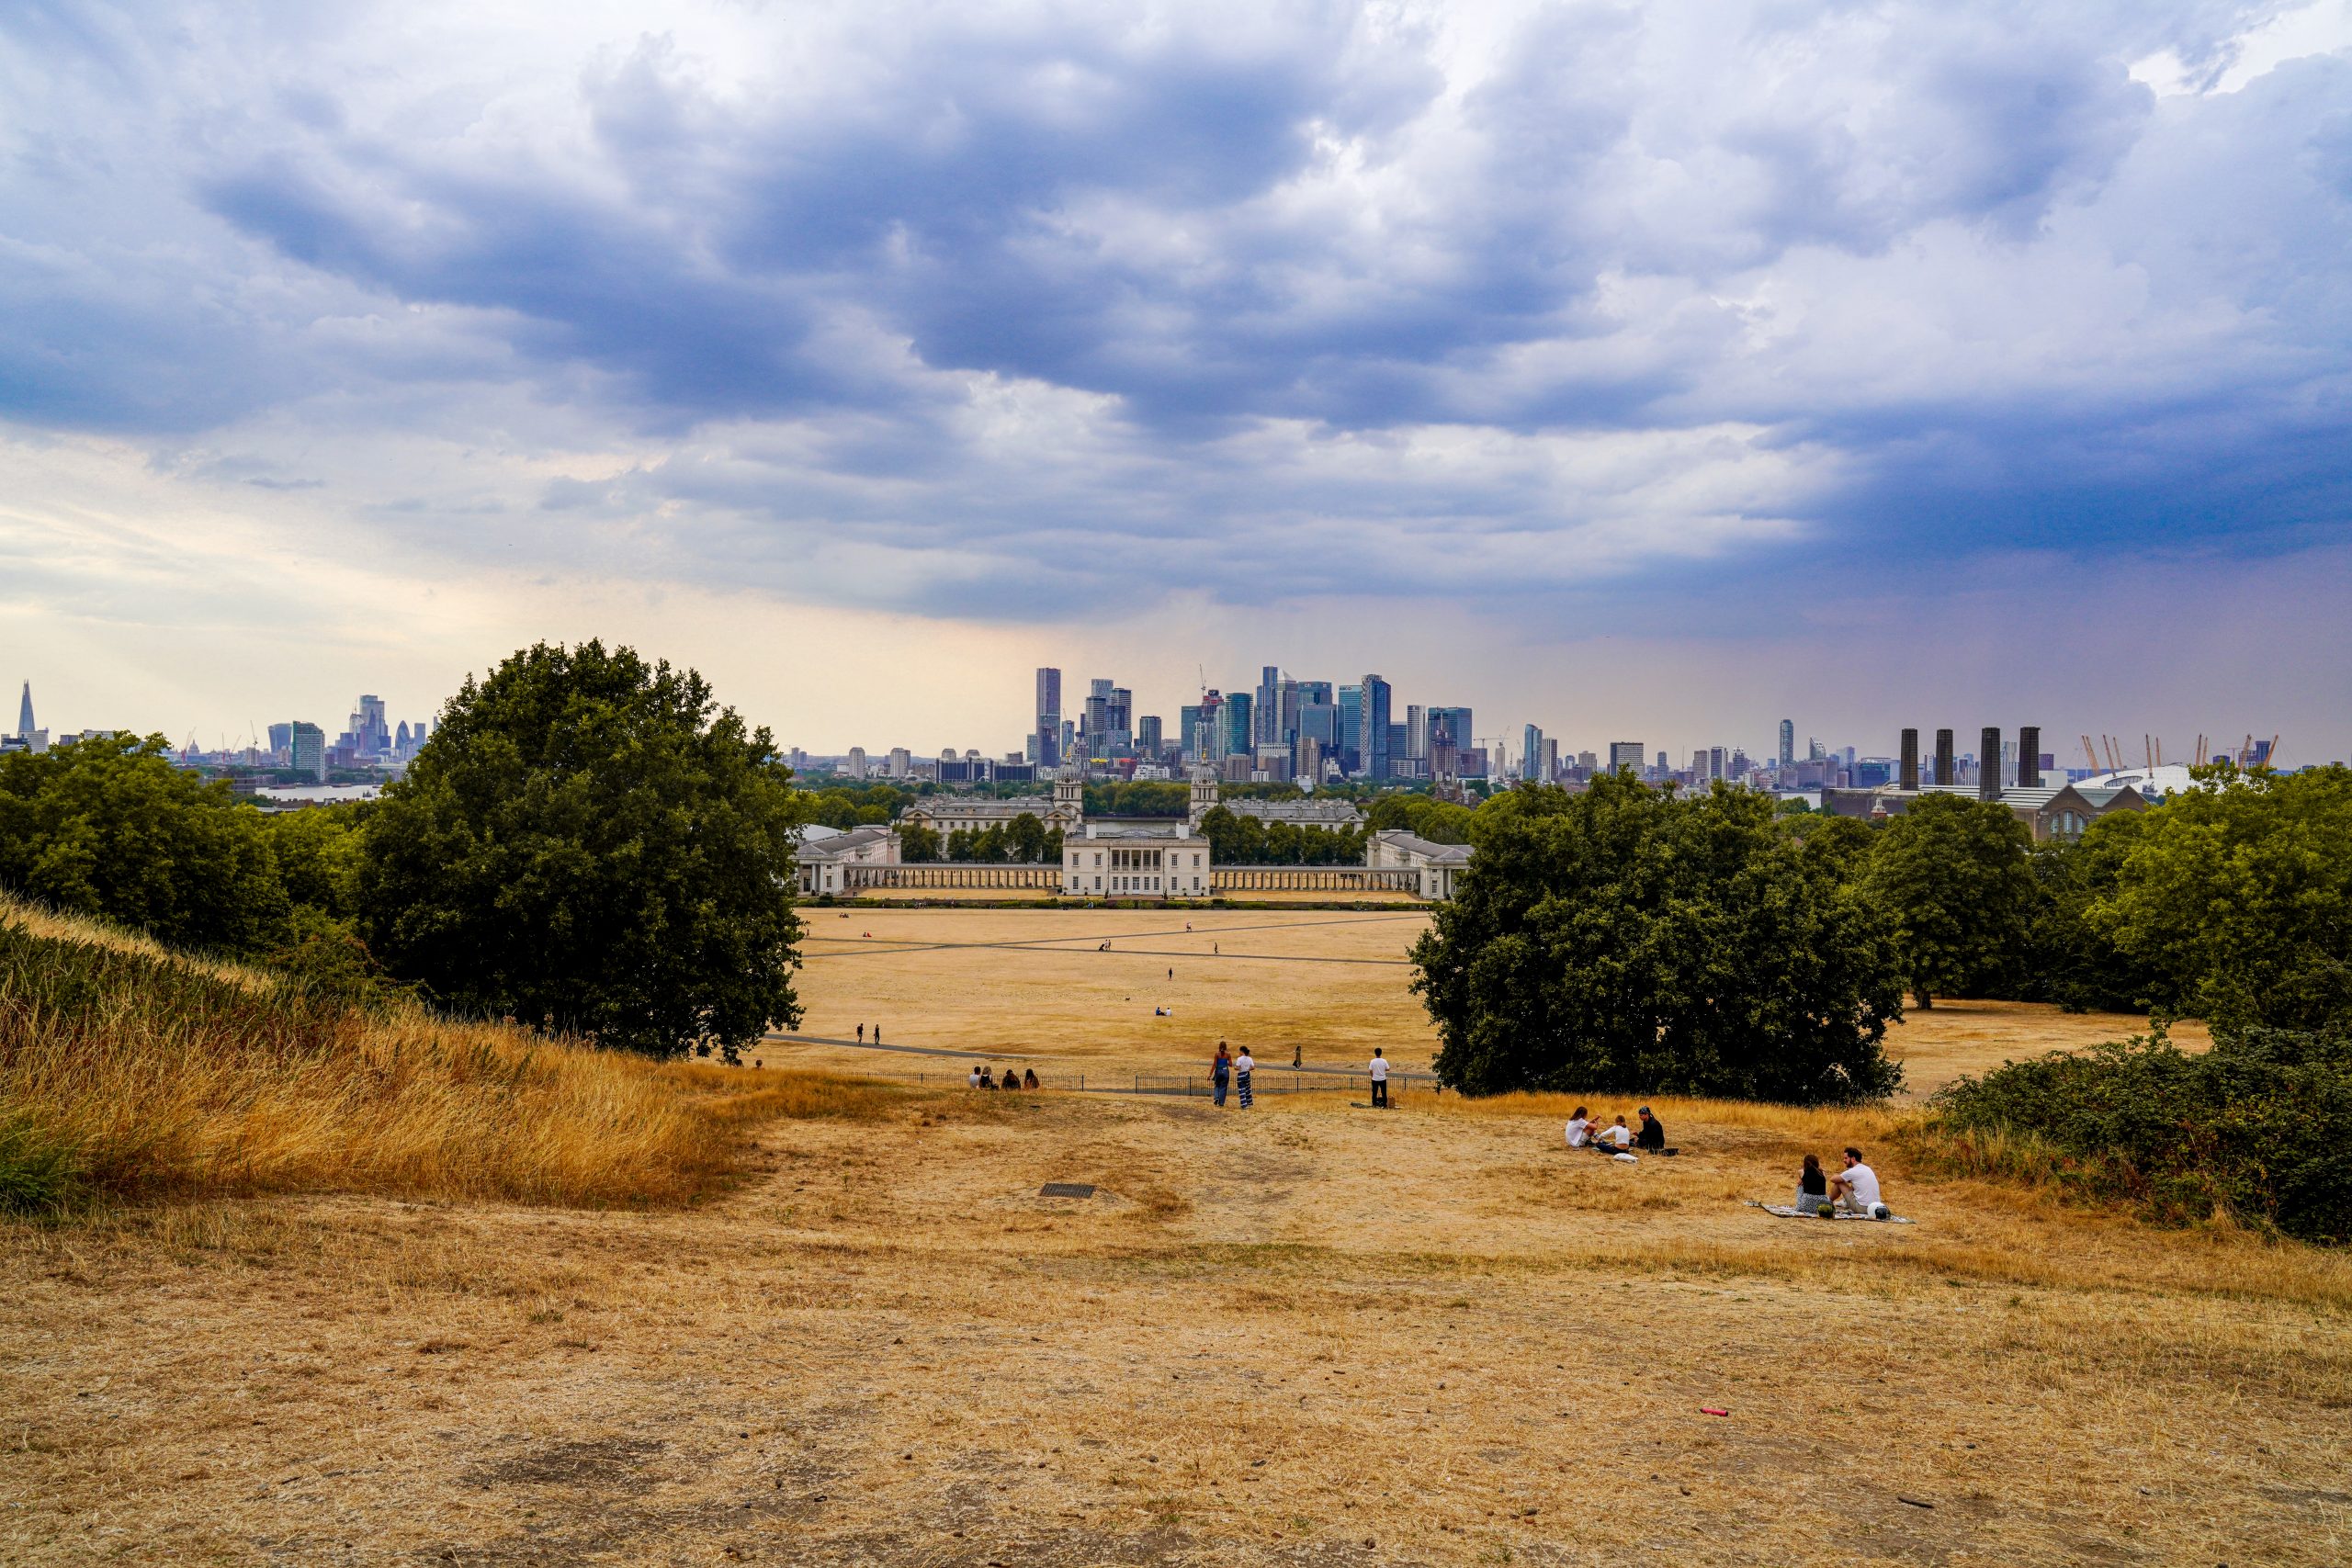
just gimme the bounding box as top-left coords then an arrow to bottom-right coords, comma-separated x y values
1915,1027 -> 2352,1244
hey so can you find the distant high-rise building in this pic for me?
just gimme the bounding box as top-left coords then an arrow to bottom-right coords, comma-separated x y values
888,747 -> 912,777
1255,666 -> 1281,747
1360,674 -> 1392,780
267,722 -> 293,756
1778,719 -> 1794,766
846,746 -> 869,780
1608,741 -> 1645,775
1294,735 -> 1323,784
1521,723 -> 1545,782
1274,677 -> 1302,745
1298,702 -> 1340,751
1709,745 -> 1727,781
1109,686 -> 1133,744
15,682 -> 31,738
1136,715 -> 1163,755
1338,685 -> 1363,773
1179,704 -> 1204,762
1035,668 -> 1062,769
289,721 -> 325,783
1083,678 -> 1113,747
1223,693 -> 1253,761
1427,705 -> 1473,752
1405,705 -> 1428,761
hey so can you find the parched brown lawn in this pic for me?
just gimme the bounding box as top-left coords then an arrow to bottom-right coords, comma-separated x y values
779,907 -> 2207,1093
2,909 -> 2302,1568
6,1082 -> 2348,1567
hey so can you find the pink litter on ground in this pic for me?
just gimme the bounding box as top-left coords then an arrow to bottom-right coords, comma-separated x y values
1700,1407 -> 1730,1416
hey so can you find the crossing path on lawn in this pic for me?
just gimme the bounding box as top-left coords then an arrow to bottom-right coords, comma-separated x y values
798,911 -> 1428,964
758,1032 -> 1034,1061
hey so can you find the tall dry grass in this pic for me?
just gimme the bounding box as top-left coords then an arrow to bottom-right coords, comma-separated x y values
0,896 -> 903,1211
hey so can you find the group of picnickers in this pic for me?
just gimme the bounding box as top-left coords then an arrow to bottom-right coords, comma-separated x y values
967,1065 -> 1040,1090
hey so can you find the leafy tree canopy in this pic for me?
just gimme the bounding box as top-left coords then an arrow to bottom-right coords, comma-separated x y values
0,734 -> 288,953
1860,793 -> 2037,1008
356,640 -> 803,1057
2086,764 -> 2352,1033
1413,777 -> 1904,1103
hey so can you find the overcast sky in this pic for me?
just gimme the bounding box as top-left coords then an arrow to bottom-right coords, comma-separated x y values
4,0 -> 2348,763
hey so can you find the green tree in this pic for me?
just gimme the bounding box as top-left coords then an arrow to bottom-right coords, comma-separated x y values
2086,764 -> 2352,1032
1860,794 -> 2036,1008
1005,812 -> 1048,863
357,641 -> 803,1057
1413,777 -> 1904,1102
898,823 -> 943,862
0,734 -> 288,953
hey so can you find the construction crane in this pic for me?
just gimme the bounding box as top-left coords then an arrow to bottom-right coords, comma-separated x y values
2082,734 -> 2100,771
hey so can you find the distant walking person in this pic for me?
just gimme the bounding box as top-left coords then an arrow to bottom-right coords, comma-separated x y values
1234,1047 -> 1256,1109
1212,1042 -> 1232,1108
857,1023 -> 865,1043
1369,1048 -> 1390,1108
873,1025 -> 883,1045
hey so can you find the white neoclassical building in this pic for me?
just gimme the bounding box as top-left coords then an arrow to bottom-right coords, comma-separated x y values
793,824 -> 900,896
1062,821 -> 1214,899
1364,829 -> 1474,900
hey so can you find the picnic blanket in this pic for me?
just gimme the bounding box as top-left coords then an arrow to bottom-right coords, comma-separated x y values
1748,1201 -> 1916,1224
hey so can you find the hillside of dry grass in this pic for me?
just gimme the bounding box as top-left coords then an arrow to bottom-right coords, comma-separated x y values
0,896 -> 896,1211
6,1083 -> 2348,1566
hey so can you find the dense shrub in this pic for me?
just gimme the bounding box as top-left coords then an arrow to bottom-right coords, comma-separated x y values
1917,1027 -> 2352,1244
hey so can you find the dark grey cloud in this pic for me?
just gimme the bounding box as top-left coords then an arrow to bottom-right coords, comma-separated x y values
0,0 -> 2346,627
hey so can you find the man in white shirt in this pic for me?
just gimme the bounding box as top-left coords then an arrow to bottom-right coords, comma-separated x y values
1565,1107 -> 1592,1148
1831,1146 -> 1884,1215
1369,1049 -> 1390,1108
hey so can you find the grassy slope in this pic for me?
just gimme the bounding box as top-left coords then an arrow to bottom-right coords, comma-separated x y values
0,895 -> 895,1210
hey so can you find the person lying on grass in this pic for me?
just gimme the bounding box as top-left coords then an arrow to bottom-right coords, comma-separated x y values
1829,1147 -> 1883,1215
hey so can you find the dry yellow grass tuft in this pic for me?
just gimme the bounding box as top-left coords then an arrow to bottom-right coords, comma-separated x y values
0,895 -> 901,1210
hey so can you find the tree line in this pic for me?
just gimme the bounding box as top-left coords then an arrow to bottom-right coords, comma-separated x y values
1413,769 -> 2352,1105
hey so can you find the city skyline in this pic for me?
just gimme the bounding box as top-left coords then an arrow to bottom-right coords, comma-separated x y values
3,4 -> 2348,758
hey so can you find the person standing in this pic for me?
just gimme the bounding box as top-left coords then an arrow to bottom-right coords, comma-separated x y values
1212,1042 -> 1233,1108
1369,1048 -> 1390,1108
1235,1046 -> 1256,1109
857,1022 -> 865,1043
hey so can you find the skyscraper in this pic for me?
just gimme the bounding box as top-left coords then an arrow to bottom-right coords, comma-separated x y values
1222,693 -> 1253,761
1338,685 -> 1362,772
1254,666 -> 1280,747
1608,741 -> 1645,775
1361,673 -> 1392,780
1136,715 -> 1163,755
1521,723 -> 1545,782
1778,718 -> 1794,767
1405,705 -> 1428,762
15,682 -> 30,738
289,721 -> 325,782
1035,668 -> 1061,768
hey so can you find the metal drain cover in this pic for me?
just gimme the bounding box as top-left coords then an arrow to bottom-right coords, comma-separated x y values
1039,1182 -> 1097,1199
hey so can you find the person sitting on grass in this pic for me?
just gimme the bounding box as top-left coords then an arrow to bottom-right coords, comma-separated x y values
968,1065 -> 982,1089
1795,1154 -> 1830,1214
1830,1147 -> 1883,1215
977,1067 -> 995,1089
1634,1107 -> 1666,1151
1023,1068 -> 1040,1090
1594,1115 -> 1634,1150
1564,1107 -> 1593,1148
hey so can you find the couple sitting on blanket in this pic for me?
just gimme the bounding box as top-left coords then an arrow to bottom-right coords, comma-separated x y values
1795,1147 -> 1886,1217
1564,1106 -> 1665,1154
